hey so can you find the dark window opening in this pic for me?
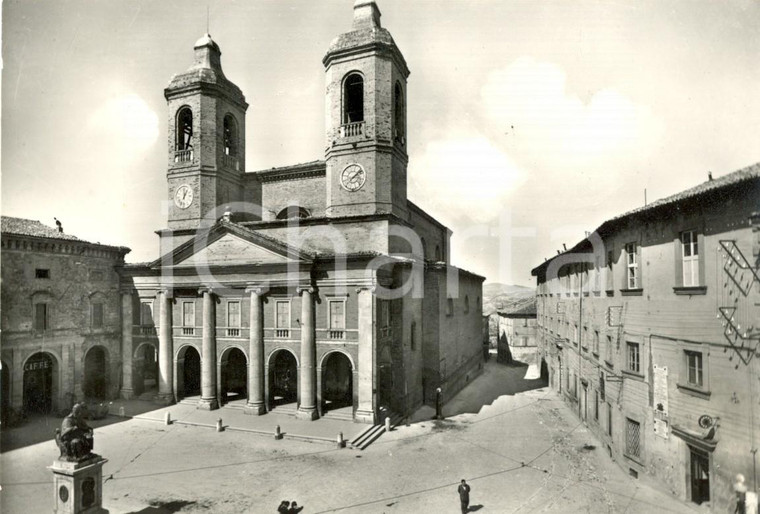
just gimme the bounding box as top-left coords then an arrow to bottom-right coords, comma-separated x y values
176,108 -> 193,150
343,74 -> 364,123
92,303 -> 104,329
223,114 -> 238,156
35,303 -> 48,331
394,82 -> 405,143
35,269 -> 50,279
276,206 -> 311,220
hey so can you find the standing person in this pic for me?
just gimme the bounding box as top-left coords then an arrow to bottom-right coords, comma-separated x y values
457,479 -> 471,514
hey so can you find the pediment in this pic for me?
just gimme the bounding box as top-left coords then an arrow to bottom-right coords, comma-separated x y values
174,233 -> 297,267
152,222 -> 313,270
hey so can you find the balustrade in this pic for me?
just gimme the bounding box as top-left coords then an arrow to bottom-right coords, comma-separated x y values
174,149 -> 193,163
340,121 -> 364,138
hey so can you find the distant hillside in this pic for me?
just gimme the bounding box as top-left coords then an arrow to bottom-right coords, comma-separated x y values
482,282 -> 534,316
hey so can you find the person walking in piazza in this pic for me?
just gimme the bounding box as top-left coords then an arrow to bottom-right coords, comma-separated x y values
457,479 -> 471,513
734,474 -> 759,514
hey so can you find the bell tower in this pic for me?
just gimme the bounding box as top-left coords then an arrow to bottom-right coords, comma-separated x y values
323,0 -> 410,219
164,34 -> 248,230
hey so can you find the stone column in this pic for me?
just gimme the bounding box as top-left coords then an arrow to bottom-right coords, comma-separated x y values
198,288 -> 219,410
296,286 -> 318,420
157,289 -> 174,404
355,286 -> 376,424
120,290 -> 135,399
245,286 -> 266,415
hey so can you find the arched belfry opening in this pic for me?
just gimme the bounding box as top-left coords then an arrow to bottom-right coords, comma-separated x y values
176,107 -> 193,150
276,205 -> 311,220
394,81 -> 405,144
343,73 -> 364,124
223,114 -> 238,156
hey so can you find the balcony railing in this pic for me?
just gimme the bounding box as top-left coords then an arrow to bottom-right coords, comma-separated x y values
181,327 -> 195,336
340,121 -> 364,138
136,326 -> 156,336
226,328 -> 241,337
174,149 -> 193,163
328,330 -> 345,340
275,329 -> 290,338
222,154 -> 239,171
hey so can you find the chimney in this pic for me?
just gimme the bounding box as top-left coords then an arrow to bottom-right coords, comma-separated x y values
562,243 -> 567,251
708,171 -> 713,181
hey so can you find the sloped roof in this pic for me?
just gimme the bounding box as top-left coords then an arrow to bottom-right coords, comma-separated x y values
532,162 -> 760,276
2,216 -> 82,241
497,298 -> 537,318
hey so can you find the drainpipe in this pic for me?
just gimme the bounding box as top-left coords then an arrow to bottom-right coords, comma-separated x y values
578,270 -> 583,419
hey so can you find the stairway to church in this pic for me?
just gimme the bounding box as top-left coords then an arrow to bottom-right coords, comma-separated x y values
349,410 -> 405,450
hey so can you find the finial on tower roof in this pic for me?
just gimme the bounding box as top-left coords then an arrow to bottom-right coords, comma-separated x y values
353,0 -> 381,30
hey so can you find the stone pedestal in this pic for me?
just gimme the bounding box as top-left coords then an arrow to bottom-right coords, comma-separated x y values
49,456 -> 109,514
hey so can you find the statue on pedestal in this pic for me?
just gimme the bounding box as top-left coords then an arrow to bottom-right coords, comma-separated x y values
55,403 -> 95,461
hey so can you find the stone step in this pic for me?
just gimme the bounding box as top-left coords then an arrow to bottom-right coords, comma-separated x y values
321,410 -> 354,422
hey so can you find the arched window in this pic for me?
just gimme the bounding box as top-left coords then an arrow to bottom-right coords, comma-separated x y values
343,73 -> 364,123
276,205 -> 311,220
394,81 -> 405,144
223,114 -> 238,156
420,237 -> 427,260
176,107 -> 193,150
435,245 -> 441,261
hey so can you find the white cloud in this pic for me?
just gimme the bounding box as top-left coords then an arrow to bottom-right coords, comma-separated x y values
409,135 -> 524,225
481,57 -> 664,172
87,93 -> 160,146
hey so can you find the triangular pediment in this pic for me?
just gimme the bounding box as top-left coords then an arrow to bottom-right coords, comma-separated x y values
152,222 -> 313,269
176,232 -> 297,267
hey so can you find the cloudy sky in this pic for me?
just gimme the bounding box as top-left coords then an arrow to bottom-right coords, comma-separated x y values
3,0 -> 760,286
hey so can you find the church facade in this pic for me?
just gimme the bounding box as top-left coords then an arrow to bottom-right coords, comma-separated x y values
119,1 -> 484,424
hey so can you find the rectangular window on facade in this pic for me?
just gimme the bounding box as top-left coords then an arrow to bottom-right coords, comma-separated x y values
34,303 -> 48,331
594,255 -> 602,292
226,301 -> 241,337
91,303 -> 104,328
625,418 -> 641,459
276,301 -> 290,328
227,301 -> 241,327
182,301 -> 195,335
582,326 -> 588,350
626,243 -> 638,289
595,390 -> 599,421
275,300 -> 290,338
627,341 -> 640,374
593,330 -> 600,355
606,248 -> 614,291
35,268 -> 50,279
607,403 -> 613,436
182,302 -> 195,327
140,301 -> 153,325
606,335 -> 614,364
685,350 -> 704,387
682,230 -> 699,287
329,300 -> 346,330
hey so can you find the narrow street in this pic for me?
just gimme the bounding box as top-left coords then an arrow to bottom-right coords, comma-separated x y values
0,360 -> 696,513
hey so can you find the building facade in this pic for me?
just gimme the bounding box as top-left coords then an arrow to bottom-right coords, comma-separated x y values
119,1 -> 484,424
1,217 -> 130,425
532,164 -> 760,512
495,301 -> 537,365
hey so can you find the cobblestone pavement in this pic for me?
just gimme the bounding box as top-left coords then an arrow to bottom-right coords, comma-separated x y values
0,361 -> 698,513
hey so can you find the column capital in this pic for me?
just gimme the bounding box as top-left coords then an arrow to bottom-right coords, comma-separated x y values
297,285 -> 316,295
245,284 -> 269,296
198,286 -> 215,296
355,285 -> 376,294
158,287 -> 174,298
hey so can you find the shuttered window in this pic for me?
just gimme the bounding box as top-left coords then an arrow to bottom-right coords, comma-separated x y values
626,418 -> 641,458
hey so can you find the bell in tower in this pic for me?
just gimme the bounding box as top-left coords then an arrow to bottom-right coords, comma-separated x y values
164,34 -> 248,231
323,0 -> 410,219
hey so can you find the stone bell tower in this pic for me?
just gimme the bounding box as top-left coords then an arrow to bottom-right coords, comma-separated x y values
323,0 -> 410,219
164,34 -> 248,231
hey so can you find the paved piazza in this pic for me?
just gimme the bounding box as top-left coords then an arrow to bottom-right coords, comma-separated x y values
1,362 -> 695,513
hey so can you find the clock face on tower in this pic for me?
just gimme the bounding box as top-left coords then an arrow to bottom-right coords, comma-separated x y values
340,164 -> 366,192
174,184 -> 194,209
